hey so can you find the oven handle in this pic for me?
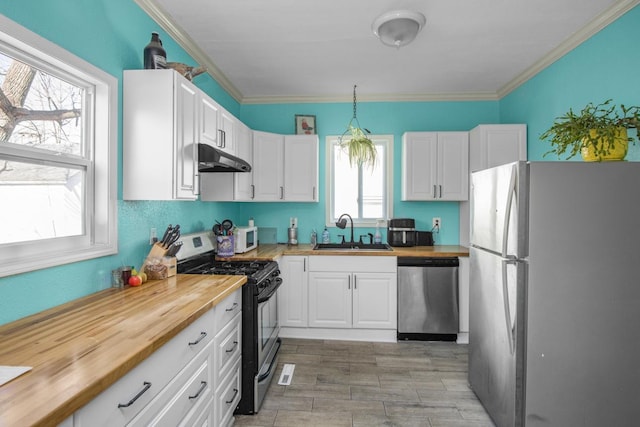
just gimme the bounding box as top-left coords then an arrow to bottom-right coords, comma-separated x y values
257,277 -> 283,303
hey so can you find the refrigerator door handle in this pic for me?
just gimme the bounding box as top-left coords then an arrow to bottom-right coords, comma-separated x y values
502,259 -> 517,355
501,164 -> 518,258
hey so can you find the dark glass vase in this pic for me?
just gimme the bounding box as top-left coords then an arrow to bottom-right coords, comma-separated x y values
143,32 -> 167,69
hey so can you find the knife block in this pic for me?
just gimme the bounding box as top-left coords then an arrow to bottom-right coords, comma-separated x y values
143,242 -> 168,268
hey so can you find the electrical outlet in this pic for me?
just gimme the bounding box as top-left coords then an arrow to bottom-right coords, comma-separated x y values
290,217 -> 298,228
150,227 -> 157,245
432,217 -> 441,230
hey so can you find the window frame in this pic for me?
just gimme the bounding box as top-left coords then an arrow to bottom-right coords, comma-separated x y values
0,15 -> 117,277
325,134 -> 394,228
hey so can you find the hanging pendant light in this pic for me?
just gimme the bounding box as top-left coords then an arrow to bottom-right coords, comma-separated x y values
338,85 -> 377,168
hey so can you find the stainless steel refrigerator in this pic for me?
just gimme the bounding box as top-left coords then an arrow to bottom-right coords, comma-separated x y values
469,161 -> 640,427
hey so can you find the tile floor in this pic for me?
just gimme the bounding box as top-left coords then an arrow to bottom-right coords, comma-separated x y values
234,338 -> 495,427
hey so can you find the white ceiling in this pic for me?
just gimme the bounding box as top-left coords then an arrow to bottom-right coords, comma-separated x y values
138,0 -> 637,103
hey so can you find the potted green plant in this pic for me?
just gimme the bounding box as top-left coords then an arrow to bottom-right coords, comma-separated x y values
541,99 -> 640,161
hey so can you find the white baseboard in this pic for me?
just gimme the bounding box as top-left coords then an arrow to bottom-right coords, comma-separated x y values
456,332 -> 469,344
279,327 -> 397,343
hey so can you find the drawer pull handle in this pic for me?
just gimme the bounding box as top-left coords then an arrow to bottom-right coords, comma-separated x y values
225,340 -> 239,353
225,302 -> 239,312
225,388 -> 239,404
188,381 -> 207,400
188,332 -> 207,346
117,382 -> 151,408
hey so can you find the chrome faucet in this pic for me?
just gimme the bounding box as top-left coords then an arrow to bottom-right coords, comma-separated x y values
335,213 -> 354,243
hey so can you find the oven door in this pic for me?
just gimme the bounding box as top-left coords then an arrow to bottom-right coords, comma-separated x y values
257,279 -> 281,370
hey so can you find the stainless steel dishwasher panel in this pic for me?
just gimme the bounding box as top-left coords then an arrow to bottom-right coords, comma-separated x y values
397,257 -> 459,341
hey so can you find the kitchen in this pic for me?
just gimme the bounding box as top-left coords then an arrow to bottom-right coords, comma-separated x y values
1,0 -> 640,426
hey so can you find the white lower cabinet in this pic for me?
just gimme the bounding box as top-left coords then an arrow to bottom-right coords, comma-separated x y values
308,265 -> 396,329
72,288 -> 242,427
278,256 -> 309,327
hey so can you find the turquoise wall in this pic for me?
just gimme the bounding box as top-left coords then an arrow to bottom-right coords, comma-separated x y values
500,5 -> 640,162
0,1 -> 638,325
0,0 -> 241,325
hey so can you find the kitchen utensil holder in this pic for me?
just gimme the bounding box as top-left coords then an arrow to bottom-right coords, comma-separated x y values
216,235 -> 234,258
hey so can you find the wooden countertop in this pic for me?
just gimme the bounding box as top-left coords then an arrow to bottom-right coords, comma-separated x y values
0,274 -> 246,427
222,243 -> 469,260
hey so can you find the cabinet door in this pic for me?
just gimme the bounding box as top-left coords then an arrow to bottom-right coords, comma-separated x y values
278,256 -> 308,327
219,108 -> 235,155
252,131 -> 284,201
234,121 -> 254,200
437,132 -> 469,201
174,80 -> 199,199
284,135 -> 319,201
352,272 -> 397,329
308,272 -> 351,328
402,132 -> 438,200
470,124 -> 527,172
199,96 -> 220,147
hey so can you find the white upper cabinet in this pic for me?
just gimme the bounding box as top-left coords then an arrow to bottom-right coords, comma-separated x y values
124,69 -> 248,201
469,124 -> 527,172
218,108 -> 235,155
251,131 -> 319,202
199,96 -> 220,148
123,69 -> 200,200
460,124 -> 527,246
199,92 -> 235,155
232,121 -> 254,200
284,135 -> 318,201
402,131 -> 469,201
252,131 -> 285,201
199,121 -> 253,202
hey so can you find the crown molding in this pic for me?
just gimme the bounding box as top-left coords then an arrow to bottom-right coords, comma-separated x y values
134,0 -> 244,102
241,91 -> 500,104
498,0 -> 640,98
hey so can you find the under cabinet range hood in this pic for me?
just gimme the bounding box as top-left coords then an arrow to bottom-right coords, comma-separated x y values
198,143 -> 251,173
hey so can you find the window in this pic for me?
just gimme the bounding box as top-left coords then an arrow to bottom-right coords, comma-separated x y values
0,15 -> 117,277
326,134 -> 393,227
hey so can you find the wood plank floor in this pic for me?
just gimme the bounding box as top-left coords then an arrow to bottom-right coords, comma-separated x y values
234,338 -> 495,427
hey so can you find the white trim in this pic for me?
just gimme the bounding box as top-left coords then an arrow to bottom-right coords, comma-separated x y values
279,327 -> 397,343
0,14 -> 118,277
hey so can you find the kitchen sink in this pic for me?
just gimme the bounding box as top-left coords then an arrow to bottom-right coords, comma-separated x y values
313,243 -> 393,251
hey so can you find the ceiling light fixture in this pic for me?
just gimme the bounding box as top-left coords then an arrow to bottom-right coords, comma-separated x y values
372,10 -> 426,49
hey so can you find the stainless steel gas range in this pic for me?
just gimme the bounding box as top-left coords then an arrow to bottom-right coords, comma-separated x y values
176,231 -> 282,415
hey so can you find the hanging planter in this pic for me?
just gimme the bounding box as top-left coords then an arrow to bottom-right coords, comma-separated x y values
338,85 -> 377,168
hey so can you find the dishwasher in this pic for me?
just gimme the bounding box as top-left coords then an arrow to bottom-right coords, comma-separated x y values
397,257 -> 459,341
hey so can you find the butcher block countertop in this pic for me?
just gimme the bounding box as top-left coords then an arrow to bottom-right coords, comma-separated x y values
0,274 -> 246,427
223,244 -> 469,260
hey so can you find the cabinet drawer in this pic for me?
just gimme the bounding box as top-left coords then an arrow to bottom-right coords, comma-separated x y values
128,341 -> 212,426
214,288 -> 242,333
213,312 -> 242,386
215,359 -> 241,427
179,397 -> 213,427
308,256 -> 396,272
74,308 -> 214,426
